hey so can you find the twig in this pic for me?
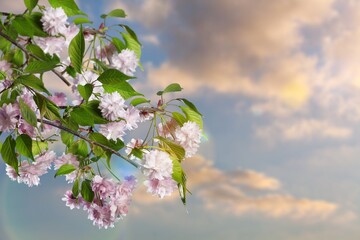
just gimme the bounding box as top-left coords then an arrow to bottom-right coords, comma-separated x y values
40,118 -> 140,169
0,28 -> 71,86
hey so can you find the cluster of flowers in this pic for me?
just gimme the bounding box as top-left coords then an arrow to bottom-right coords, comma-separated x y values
0,4 -> 203,229
63,175 -> 136,229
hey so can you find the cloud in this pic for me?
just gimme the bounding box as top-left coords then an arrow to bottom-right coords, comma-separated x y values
255,119 -> 352,142
133,155 -> 339,220
198,185 -> 337,219
0,0 -> 49,12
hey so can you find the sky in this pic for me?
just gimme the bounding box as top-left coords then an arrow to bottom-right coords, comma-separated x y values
1,0 -> 360,239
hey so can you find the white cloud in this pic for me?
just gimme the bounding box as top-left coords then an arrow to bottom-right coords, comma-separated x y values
256,119 -> 352,142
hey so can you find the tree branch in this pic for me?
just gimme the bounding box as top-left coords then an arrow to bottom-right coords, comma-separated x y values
40,119 -> 141,169
0,28 -> 71,86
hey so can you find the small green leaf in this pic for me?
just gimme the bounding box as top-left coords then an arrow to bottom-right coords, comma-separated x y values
25,60 -> 58,74
13,49 -> 24,66
61,130 -> 74,146
103,9 -> 126,18
16,134 -> 34,160
81,179 -> 94,202
72,178 -> 79,197
26,44 -> 49,61
32,141 -> 48,156
178,98 -> 202,116
157,83 -> 183,95
156,136 -> 185,161
77,84 -> 93,102
70,106 -> 94,126
16,74 -> 50,95
69,25 -> 85,73
48,0 -> 84,16
121,32 -> 141,59
97,69 -> 134,84
172,112 -> 187,126
12,16 -> 34,37
54,164 -> 76,177
103,81 -> 142,99
112,37 -> 126,52
180,106 -> 203,130
73,17 -> 92,25
24,0 -> 38,12
19,98 -> 37,127
69,139 -> 88,157
1,136 -> 18,174
130,97 -> 150,106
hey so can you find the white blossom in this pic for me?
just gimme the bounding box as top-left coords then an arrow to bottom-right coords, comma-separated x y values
175,121 -> 202,158
99,121 -> 127,141
142,150 -> 173,180
0,103 -> 19,132
41,7 -> 68,36
98,92 -> 126,121
111,49 -> 138,76
144,177 -> 177,198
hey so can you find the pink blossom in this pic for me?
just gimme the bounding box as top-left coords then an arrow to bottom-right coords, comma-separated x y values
0,60 -> 12,76
18,119 -> 36,137
49,92 -> 67,106
41,7 -> 68,36
99,121 -> 127,141
144,177 -> 177,198
33,36 -> 66,56
124,105 -> 141,130
125,138 -> 144,159
142,150 -> 173,180
92,175 -> 116,200
111,49 -> 138,76
0,80 -> 12,92
175,121 -> 202,158
0,103 -> 20,132
54,153 -> 79,183
62,190 -> 83,210
87,203 -> 115,229
5,165 -> 17,181
98,92 -> 126,121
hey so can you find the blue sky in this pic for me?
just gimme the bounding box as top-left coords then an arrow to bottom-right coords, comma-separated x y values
2,0 -> 360,239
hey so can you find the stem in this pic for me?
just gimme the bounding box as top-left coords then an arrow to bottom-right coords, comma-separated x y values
0,28 -> 71,86
40,118 -> 140,168
0,12 -> 11,16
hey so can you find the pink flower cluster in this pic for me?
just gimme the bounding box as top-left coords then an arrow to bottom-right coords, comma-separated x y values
62,175 -> 136,229
6,151 -> 56,187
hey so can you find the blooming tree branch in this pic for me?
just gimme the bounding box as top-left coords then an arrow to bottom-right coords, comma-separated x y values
0,0 -> 204,229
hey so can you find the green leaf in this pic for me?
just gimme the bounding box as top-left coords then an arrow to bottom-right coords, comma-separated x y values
178,98 -> 202,116
68,140 -> 88,157
16,74 -> 50,95
103,81 -> 142,99
34,93 -> 61,120
130,97 -> 150,106
26,13 -> 47,37
54,164 -> 76,177
48,0 -> 84,16
121,32 -> 141,59
24,0 -> 38,12
73,17 -> 92,25
16,134 -> 34,160
25,60 -> 58,74
172,112 -> 187,126
89,132 -> 123,151
72,178 -> 79,197
13,49 -> 24,66
119,24 -> 141,45
180,106 -> 203,130
12,16 -> 34,37
32,141 -> 48,156
157,83 -> 183,95
97,69 -> 134,84
26,44 -> 48,61
81,179 -> 94,202
156,136 -> 185,161
102,9 -> 127,18
112,37 -> 126,52
61,130 -> 74,146
77,84 -> 93,102
70,106 -> 94,126
172,159 -> 183,184
1,136 -> 18,174
19,98 -> 37,127
83,101 -> 108,124
69,25 -> 85,73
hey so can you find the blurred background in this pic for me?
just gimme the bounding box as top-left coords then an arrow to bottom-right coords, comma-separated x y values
1,0 -> 360,239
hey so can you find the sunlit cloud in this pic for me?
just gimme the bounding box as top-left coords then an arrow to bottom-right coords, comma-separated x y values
133,155 -> 339,220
